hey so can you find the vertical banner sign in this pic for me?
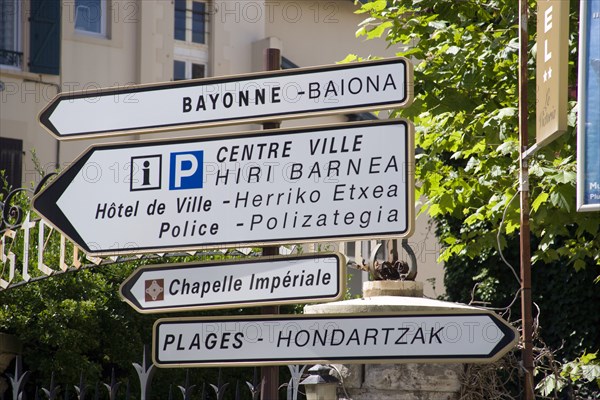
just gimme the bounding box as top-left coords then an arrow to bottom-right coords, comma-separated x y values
536,0 -> 569,147
577,0 -> 600,211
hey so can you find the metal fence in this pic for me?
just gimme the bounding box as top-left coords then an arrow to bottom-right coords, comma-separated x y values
2,348 -> 309,400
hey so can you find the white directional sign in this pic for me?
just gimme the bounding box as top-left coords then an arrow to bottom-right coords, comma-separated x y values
153,312 -> 518,367
38,58 -> 413,140
120,253 -> 345,313
33,120 -> 414,256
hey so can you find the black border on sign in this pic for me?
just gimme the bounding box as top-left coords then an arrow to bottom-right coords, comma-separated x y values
32,119 -> 415,257
151,312 -> 519,368
38,58 -> 413,140
119,253 -> 346,313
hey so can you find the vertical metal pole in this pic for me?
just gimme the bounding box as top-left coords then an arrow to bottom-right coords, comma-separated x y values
261,47 -> 281,400
518,1 -> 535,399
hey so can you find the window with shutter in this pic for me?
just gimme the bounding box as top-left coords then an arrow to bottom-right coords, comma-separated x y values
29,0 -> 61,75
0,0 -> 23,68
0,137 -> 23,193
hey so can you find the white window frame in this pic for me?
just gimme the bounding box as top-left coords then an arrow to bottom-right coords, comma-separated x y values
174,1 -> 209,80
173,59 -> 206,81
74,0 -> 107,37
0,0 -> 22,69
175,0 -> 208,45
189,1 -> 207,45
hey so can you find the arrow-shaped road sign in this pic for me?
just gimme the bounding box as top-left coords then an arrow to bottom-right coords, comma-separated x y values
33,119 -> 414,256
152,311 -> 518,368
38,58 -> 413,140
120,253 -> 345,313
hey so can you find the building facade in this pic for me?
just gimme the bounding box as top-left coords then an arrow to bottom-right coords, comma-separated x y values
0,0 -> 444,296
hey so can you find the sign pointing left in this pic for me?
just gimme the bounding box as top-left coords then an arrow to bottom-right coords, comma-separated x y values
32,120 -> 414,256
120,254 -> 345,313
38,58 -> 412,140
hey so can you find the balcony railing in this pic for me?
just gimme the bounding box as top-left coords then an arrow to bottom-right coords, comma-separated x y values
0,49 -> 23,68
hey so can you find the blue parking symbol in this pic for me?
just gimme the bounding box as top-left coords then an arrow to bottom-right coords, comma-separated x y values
169,151 -> 204,190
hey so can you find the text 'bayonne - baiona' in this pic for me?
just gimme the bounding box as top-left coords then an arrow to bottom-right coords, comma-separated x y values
182,74 -> 398,113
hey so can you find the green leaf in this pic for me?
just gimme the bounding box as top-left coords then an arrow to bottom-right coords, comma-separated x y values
551,170 -> 577,184
444,236 -> 457,245
446,45 -> 460,55
532,192 -> 549,212
573,259 -> 586,271
438,192 -> 454,212
497,107 -> 517,118
429,203 -> 442,217
359,0 -> 388,13
429,20 -> 447,30
581,364 -> 600,382
367,21 -> 393,39
536,374 -> 566,396
505,219 -> 520,235
338,54 -> 359,64
581,352 -> 598,364
464,213 -> 484,226
496,140 -> 517,155
352,3 -> 600,369
550,190 -> 571,213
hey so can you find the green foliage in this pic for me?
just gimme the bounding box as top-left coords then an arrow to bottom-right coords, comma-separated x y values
0,265 -> 141,382
354,0 -> 600,396
537,352 -> 600,398
354,0 -> 599,272
562,352 -> 600,388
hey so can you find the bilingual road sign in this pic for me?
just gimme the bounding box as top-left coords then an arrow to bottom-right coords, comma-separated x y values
120,253 -> 345,313
33,119 -> 414,256
38,58 -> 413,140
152,311 -> 518,368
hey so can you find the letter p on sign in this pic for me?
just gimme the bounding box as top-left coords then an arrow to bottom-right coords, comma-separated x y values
169,151 -> 204,190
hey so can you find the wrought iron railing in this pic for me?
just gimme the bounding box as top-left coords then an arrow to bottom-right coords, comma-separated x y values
0,49 -> 23,69
3,347 -> 309,400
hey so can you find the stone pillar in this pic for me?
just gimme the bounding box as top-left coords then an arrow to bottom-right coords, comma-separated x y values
303,281 -> 464,400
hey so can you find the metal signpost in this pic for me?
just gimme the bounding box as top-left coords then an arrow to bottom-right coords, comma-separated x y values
33,119 -> 414,256
38,58 -> 413,140
32,51 -> 518,399
119,253 -> 345,313
152,312 -> 518,368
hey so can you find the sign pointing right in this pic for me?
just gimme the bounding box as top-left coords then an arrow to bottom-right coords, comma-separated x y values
153,311 -> 518,368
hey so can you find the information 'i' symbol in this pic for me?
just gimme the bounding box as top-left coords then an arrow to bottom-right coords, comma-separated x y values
130,155 -> 162,192
142,161 -> 151,186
